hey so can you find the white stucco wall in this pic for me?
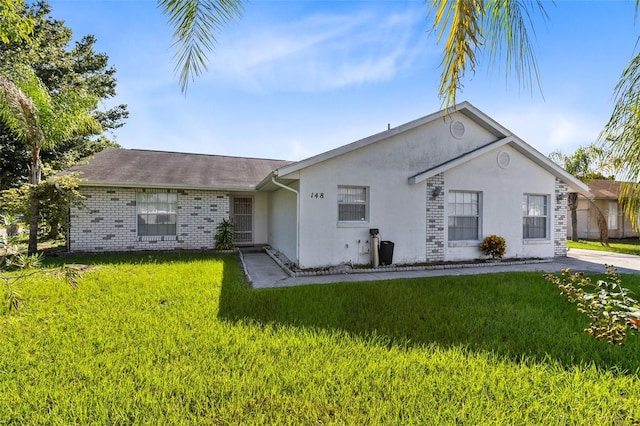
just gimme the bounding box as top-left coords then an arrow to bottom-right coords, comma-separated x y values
288,113 -> 500,268
268,185 -> 298,263
444,145 -> 558,260
253,192 -> 269,245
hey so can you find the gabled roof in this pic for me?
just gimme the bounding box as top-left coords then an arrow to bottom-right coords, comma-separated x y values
266,101 -> 589,193
408,135 -> 589,193
272,101 -> 508,179
64,148 -> 292,191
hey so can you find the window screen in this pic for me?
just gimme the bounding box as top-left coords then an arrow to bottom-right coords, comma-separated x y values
338,186 -> 368,222
448,191 -> 480,241
522,194 -> 548,239
137,192 -> 177,236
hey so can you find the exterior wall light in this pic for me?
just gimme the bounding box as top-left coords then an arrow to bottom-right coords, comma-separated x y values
432,186 -> 442,200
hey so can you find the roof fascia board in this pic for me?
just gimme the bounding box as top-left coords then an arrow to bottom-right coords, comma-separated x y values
275,101 -> 511,177
255,171 -> 276,190
457,101 -> 511,138
507,139 -> 590,193
408,135 -> 590,193
78,181 -> 257,192
408,137 -> 512,184
274,104 -> 468,177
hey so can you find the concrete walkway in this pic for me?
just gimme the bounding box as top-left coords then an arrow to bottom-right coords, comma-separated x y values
240,247 -> 639,289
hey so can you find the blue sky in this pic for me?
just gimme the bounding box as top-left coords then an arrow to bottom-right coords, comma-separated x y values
50,0 -> 639,161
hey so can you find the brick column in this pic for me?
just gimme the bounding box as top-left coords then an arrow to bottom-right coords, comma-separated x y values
554,178 -> 568,257
426,173 -> 445,262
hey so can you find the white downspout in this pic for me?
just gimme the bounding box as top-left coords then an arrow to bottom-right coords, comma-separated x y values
271,176 -> 300,266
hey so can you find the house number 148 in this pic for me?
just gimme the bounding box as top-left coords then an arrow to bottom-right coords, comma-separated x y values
310,192 -> 324,199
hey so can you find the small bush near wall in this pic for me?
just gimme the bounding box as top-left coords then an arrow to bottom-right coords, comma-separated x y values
214,219 -> 234,250
480,235 -> 506,259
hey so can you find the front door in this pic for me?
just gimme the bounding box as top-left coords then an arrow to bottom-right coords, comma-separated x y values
232,197 -> 253,244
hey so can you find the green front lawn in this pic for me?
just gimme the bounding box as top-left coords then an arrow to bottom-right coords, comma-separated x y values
2,252 -> 640,424
568,238 -> 640,256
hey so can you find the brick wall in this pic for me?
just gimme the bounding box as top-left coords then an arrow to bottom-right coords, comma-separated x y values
69,186 -> 230,252
553,178 -> 568,257
425,173 -> 445,262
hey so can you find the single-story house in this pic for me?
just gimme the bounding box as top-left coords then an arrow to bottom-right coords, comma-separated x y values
64,101 -> 588,268
567,179 -> 640,240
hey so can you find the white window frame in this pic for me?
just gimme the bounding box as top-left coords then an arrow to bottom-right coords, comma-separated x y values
337,186 -> 369,224
522,194 -> 549,239
136,191 -> 178,237
447,190 -> 481,241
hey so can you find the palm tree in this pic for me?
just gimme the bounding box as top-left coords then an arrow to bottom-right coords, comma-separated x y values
0,66 -> 99,254
600,64 -> 640,228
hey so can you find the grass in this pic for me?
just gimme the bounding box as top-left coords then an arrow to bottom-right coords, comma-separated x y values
2,252 -> 640,424
568,238 -> 640,256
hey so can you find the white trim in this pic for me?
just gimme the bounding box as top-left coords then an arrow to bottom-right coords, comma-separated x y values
447,190 -> 483,242
274,101 -> 508,179
337,222 -> 370,228
409,137 -> 512,184
79,180 -> 252,192
522,193 -> 550,240
271,177 -> 300,265
409,136 -> 589,193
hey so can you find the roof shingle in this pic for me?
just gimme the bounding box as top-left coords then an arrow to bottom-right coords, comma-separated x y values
64,148 -> 292,190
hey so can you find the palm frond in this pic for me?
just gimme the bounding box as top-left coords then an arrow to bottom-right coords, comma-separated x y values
600,51 -> 640,226
159,0 -> 244,93
428,0 -> 546,109
484,0 -> 547,96
429,0 -> 483,108
46,89 -> 101,147
0,72 -> 45,147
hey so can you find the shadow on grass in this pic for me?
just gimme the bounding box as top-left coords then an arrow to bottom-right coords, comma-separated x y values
219,262 -> 640,375
42,250 -> 233,267
42,251 -> 640,374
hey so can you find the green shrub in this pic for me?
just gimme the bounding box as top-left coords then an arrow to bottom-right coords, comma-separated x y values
480,235 -> 506,259
544,265 -> 640,346
214,218 -> 234,250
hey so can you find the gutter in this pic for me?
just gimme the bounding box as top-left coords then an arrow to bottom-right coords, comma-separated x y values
271,177 -> 300,266
76,180 -> 257,192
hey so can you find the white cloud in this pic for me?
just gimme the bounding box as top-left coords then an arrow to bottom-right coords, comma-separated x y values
495,105 -> 604,156
286,139 -> 318,161
204,6 -> 429,93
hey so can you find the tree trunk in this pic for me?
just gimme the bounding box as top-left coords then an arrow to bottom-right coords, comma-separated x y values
568,192 -> 579,241
27,146 -> 41,255
585,198 -> 609,247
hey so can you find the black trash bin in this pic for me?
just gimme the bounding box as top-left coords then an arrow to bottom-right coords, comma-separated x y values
379,241 -> 394,265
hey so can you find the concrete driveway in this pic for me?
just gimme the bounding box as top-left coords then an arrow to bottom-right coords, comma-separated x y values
564,248 -> 639,274
241,248 -> 639,289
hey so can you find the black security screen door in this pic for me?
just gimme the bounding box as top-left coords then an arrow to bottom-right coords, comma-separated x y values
233,197 -> 253,243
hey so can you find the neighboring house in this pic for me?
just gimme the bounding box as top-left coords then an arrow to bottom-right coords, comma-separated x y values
567,179 -> 640,240
64,102 -> 588,268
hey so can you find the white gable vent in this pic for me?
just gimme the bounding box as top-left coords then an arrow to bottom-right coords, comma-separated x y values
497,150 -> 511,168
450,120 -> 465,139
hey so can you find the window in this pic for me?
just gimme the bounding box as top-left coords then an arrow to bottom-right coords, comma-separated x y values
448,191 -> 480,241
338,186 -> 368,222
522,194 -> 548,239
137,192 -> 177,236
608,201 -> 618,230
